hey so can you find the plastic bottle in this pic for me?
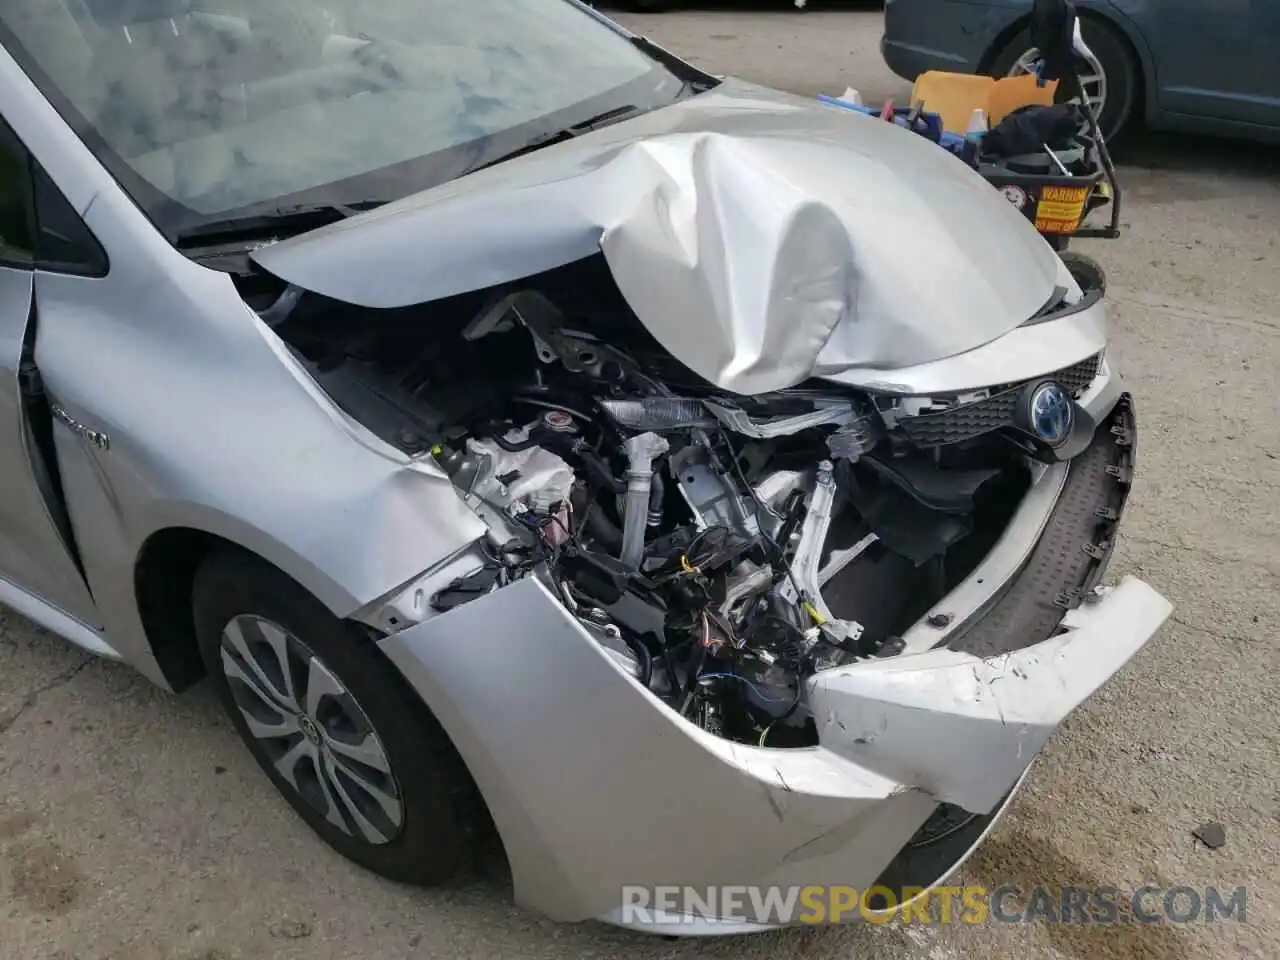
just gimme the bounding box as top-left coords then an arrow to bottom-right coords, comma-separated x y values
962,107 -> 988,166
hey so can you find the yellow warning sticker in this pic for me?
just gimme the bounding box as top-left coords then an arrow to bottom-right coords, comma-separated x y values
1040,185 -> 1091,203
1034,185 -> 1089,233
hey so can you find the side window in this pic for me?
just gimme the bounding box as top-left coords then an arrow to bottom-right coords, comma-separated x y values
0,115 -> 107,276
31,162 -> 108,276
0,119 -> 35,266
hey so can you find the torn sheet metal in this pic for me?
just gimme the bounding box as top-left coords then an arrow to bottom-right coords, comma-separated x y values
252,80 -> 1062,396
702,397 -> 856,438
378,574 -> 915,923
807,576 -> 1173,814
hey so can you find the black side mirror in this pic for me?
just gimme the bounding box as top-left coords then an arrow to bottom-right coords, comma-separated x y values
1029,0 -> 1078,81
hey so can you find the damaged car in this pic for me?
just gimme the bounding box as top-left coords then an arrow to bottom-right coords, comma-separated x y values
0,0 -> 1170,934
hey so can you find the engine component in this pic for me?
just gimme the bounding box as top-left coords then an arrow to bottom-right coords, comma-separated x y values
751,469 -> 809,540
703,397 -> 857,438
540,409 -> 579,434
431,564 -> 504,612
465,427 -> 575,517
826,410 -> 883,461
721,560 -> 773,623
671,443 -> 759,535
577,607 -> 646,680
620,432 -> 670,568
462,288 -> 634,384
778,460 -> 865,655
283,268 -> 1059,752
598,397 -> 717,432
647,469 -> 665,529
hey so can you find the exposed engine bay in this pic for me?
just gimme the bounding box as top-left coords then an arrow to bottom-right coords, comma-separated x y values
259,253 -> 1104,752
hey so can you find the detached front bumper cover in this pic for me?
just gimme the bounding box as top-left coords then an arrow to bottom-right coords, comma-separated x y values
809,575 -> 1170,814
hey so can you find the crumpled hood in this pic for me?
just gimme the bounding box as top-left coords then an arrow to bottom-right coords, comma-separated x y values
252,79 -> 1065,395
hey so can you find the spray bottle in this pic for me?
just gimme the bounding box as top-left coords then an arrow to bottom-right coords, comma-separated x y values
961,107 -> 988,166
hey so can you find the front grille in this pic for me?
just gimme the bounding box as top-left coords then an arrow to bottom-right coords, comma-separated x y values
1054,353 -> 1103,395
898,388 -> 1021,446
898,352 -> 1103,447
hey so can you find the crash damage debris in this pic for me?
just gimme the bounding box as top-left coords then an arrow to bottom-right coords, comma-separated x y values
1192,822 -> 1227,850
258,230 -> 1163,772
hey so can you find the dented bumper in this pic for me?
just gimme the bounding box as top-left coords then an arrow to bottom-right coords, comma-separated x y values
376,393 -> 1170,930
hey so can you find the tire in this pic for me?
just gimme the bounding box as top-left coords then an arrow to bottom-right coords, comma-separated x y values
988,16 -> 1139,143
1059,249 -> 1107,295
193,548 -> 482,885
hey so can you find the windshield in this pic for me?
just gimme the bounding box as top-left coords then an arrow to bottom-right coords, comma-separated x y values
0,0 -> 694,236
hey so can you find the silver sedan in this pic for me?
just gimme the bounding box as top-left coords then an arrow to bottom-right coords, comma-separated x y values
0,0 -> 1169,935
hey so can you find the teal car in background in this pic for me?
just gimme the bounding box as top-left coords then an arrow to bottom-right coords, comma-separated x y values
882,0 -> 1280,143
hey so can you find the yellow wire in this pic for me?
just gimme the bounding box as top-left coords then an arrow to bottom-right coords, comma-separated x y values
759,725 -> 774,747
803,601 -> 826,625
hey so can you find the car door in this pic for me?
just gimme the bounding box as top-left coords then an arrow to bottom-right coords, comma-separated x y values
1129,0 -> 1280,126
0,114 -> 103,628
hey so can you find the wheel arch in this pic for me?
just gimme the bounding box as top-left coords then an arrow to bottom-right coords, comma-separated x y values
133,524 -> 366,693
976,13 -> 1038,75
165,531 -> 501,879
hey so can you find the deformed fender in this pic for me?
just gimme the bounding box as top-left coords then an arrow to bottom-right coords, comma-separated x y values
377,575 -> 932,923
808,576 -> 1173,813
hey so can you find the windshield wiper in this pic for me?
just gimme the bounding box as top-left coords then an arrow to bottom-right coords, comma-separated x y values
174,199 -> 387,247
625,35 -> 720,96
459,104 -> 646,177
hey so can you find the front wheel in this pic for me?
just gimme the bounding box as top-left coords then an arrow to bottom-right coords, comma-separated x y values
989,17 -> 1138,143
193,549 -> 482,885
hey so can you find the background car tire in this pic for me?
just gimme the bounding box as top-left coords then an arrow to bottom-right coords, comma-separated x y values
193,548 -> 483,886
988,16 -> 1139,143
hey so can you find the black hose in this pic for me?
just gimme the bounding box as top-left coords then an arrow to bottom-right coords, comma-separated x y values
679,642 -> 709,717
661,645 -> 682,700
580,498 -> 624,552
623,634 -> 654,687
647,467 -> 665,527
489,431 -> 543,452
577,450 -> 626,494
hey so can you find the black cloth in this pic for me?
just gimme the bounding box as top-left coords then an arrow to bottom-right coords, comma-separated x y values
1030,0 -> 1078,82
982,103 -> 1084,158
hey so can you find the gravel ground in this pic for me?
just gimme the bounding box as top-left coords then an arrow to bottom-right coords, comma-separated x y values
1,6 -> 1277,959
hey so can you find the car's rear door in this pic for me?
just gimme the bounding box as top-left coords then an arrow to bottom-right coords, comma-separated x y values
1134,0 -> 1280,126
0,114 -> 102,628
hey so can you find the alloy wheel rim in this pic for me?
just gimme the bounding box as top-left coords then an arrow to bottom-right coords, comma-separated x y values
1007,46 -> 1108,122
219,615 -> 404,845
